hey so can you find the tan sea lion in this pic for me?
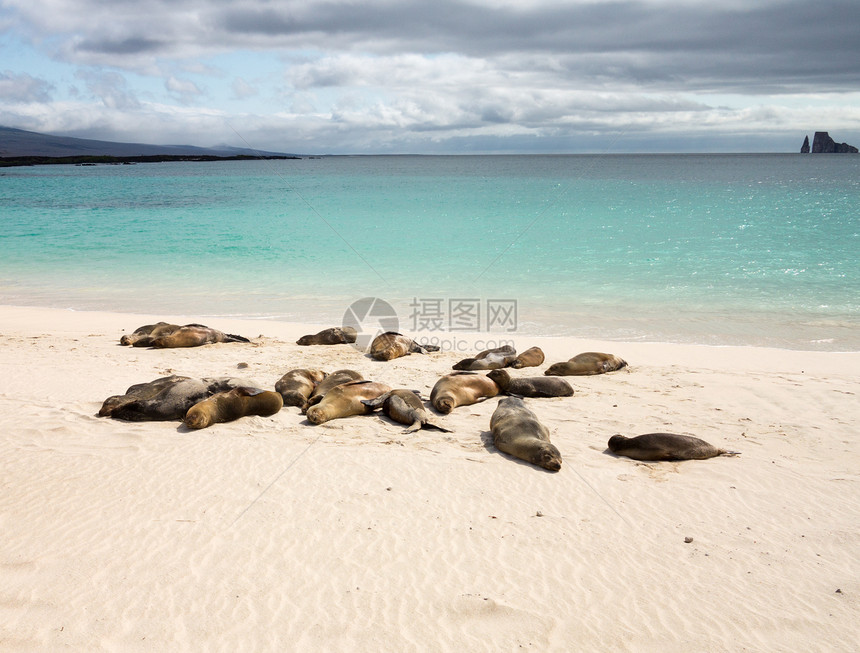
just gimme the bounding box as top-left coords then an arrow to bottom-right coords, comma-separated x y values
275,369 -> 327,407
98,375 -> 250,421
304,369 -> 364,411
430,372 -> 500,414
296,326 -> 357,346
370,331 -> 440,361
490,397 -> 562,471
487,369 -> 574,398
184,387 -> 284,429
148,324 -> 251,348
544,351 -> 627,376
452,345 -> 518,370
362,389 -> 452,433
607,433 -> 740,461
306,380 -> 392,425
510,346 -> 545,369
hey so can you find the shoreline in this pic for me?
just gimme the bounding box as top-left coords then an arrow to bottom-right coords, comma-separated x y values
1,303 -> 858,650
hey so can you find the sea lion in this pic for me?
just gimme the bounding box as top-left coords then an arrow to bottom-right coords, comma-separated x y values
304,369 -> 364,411
362,389 -> 452,433
452,345 -> 518,370
296,326 -> 357,346
98,375 -> 250,421
305,380 -> 392,425
275,368 -> 327,407
149,324 -> 251,348
510,346 -> 545,369
430,371 -> 500,414
490,397 -> 562,471
369,331 -> 440,361
544,352 -> 627,376
119,321 -> 179,346
487,369 -> 574,398
184,387 -> 284,429
607,433 -> 740,461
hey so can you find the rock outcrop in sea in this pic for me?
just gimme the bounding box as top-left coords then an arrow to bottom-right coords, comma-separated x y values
801,132 -> 858,153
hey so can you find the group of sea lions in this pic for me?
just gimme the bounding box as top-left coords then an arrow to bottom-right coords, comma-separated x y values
103,322 -> 739,470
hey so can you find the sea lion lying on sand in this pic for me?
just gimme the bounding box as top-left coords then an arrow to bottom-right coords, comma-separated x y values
306,380 -> 392,425
120,322 -> 250,348
184,387 -> 283,429
362,389 -> 452,433
98,375 -> 250,421
490,397 -> 562,471
607,433 -> 740,461
452,345 -> 518,370
304,369 -> 364,411
487,369 -> 574,398
370,332 -> 440,361
296,327 -> 357,346
510,346 -> 545,369
544,352 -> 627,376
275,369 -> 327,407
430,372 -> 500,414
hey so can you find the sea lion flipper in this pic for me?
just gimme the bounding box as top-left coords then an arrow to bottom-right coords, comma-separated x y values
403,421 -> 422,434
361,395 -> 387,410
236,387 -> 265,396
224,333 -> 251,343
721,450 -> 742,457
421,421 -> 452,433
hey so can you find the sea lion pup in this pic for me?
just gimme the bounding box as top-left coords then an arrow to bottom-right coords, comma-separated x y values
544,352 -> 627,376
303,369 -> 364,411
149,324 -> 251,348
490,397 -> 562,471
369,331 -> 440,361
305,380 -> 392,425
184,387 -> 284,429
120,322 -> 180,346
275,369 -> 327,407
430,372 -> 500,414
296,326 -> 357,346
607,433 -> 740,461
510,346 -> 545,369
452,345 -> 518,370
487,369 -> 574,398
362,389 -> 452,433
98,375 -> 249,421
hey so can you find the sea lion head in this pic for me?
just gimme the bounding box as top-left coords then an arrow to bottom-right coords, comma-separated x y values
543,363 -> 567,376
295,335 -> 315,346
305,404 -> 330,424
434,395 -> 455,414
486,369 -> 511,391
184,405 -> 211,430
607,434 -> 629,452
532,442 -> 563,472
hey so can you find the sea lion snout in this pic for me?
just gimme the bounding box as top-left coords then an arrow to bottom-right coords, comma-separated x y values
537,446 -> 562,471
306,405 -> 327,424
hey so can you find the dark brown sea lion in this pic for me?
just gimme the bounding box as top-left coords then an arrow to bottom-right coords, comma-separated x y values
296,326 -> 357,346
275,369 -> 327,407
149,324 -> 251,348
607,433 -> 740,461
544,352 -> 627,376
184,387 -> 284,429
452,345 -> 518,370
98,375 -> 250,421
490,397 -> 562,471
430,372 -> 500,414
362,389 -> 452,433
304,369 -> 364,411
487,369 -> 574,398
510,346 -> 545,369
305,380 -> 392,425
369,332 -> 440,361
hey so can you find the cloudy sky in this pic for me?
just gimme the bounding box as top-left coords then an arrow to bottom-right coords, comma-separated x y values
1,0 -> 858,153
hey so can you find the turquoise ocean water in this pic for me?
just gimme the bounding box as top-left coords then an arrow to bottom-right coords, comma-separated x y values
1,154 -> 858,350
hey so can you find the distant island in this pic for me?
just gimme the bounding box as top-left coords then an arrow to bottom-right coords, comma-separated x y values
800,132 -> 858,154
0,126 -> 300,167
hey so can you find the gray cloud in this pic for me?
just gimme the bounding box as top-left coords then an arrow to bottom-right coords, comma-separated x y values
0,70 -> 54,103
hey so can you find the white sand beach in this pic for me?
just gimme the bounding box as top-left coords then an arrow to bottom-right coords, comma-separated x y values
1,304 -> 858,651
